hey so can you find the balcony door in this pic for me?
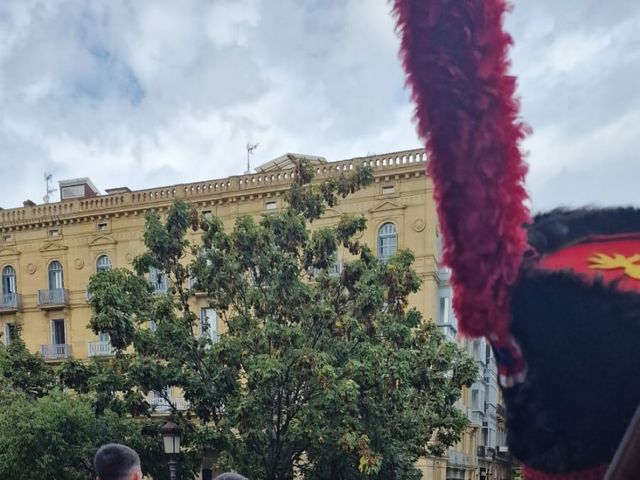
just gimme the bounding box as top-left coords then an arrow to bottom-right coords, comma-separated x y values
200,308 -> 218,342
2,266 -> 16,294
98,331 -> 110,343
52,319 -> 66,345
149,267 -> 167,294
48,261 -> 64,290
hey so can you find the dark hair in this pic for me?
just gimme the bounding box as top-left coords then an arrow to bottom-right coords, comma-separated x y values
94,443 -> 141,480
214,473 -> 248,480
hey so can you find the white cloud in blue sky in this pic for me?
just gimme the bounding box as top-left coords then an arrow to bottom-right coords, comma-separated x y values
0,0 -> 638,211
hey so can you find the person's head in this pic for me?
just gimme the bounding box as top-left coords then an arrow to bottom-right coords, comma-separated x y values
214,473 -> 248,480
94,443 -> 142,480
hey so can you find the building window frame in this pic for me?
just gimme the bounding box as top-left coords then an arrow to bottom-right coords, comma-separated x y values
149,267 -> 168,294
51,318 -> 66,345
48,261 -> 64,290
2,265 -> 16,295
377,222 -> 398,261
4,323 -> 16,345
200,307 -> 218,342
96,254 -> 112,273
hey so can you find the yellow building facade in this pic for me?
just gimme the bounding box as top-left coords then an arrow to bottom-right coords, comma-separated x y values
0,148 -> 511,479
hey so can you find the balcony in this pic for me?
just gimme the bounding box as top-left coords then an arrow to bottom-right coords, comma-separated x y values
187,276 -> 206,297
496,445 -> 510,458
88,341 -> 114,357
149,394 -> 190,412
40,343 -> 71,360
0,292 -> 22,313
37,288 -> 70,309
477,446 -> 497,459
448,449 -> 478,468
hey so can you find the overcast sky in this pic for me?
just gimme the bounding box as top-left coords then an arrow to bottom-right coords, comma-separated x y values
0,0 -> 638,212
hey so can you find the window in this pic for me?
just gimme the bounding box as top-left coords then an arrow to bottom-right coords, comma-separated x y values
149,320 -> 157,332
48,227 -> 61,237
471,389 -> 479,410
1,233 -> 12,243
2,265 -> 16,295
96,255 -> 112,273
97,222 -> 109,231
382,185 -> 395,195
472,339 -> 483,362
265,201 -> 277,210
61,185 -> 84,198
52,319 -> 65,345
200,308 -> 218,342
439,297 -> 450,325
202,210 -> 212,220
4,323 -> 17,345
149,267 -> 168,294
377,222 -> 397,260
488,428 -> 496,449
330,259 -> 342,277
48,261 -> 64,290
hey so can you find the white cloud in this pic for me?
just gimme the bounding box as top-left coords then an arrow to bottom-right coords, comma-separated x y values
0,0 -> 638,214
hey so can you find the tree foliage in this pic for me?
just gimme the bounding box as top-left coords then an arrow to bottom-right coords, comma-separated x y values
0,331 -> 198,480
71,160 -> 475,480
0,330 -> 56,399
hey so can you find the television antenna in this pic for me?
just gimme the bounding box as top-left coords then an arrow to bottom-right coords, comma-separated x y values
246,142 -> 259,174
43,172 -> 57,204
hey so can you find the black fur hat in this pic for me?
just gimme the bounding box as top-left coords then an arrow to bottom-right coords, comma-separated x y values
504,208 -> 640,478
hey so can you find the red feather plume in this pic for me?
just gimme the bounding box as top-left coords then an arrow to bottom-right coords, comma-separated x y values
392,0 -> 531,340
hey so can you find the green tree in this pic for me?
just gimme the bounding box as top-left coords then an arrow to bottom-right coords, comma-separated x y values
0,328 -> 57,399
75,160 -> 476,480
0,330 -> 198,480
0,390 -> 188,480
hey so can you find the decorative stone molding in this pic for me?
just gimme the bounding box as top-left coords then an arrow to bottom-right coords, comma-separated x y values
368,200 -> 407,214
0,247 -> 20,257
39,241 -> 68,253
88,235 -> 117,247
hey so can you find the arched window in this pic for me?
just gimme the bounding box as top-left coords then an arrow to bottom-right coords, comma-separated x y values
96,255 -> 112,273
377,222 -> 397,260
2,266 -> 16,294
48,261 -> 64,290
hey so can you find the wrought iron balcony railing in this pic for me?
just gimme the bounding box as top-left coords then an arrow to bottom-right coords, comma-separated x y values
40,343 -> 71,360
37,288 -> 70,308
149,394 -> 190,412
0,292 -> 22,311
88,341 -> 114,357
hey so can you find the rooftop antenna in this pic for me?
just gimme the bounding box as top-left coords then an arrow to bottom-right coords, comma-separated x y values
43,172 -> 57,204
246,142 -> 259,174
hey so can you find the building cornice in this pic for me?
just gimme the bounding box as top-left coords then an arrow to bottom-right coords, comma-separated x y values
0,148 -> 426,231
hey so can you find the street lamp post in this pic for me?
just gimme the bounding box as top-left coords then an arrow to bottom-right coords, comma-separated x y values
161,420 -> 181,480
